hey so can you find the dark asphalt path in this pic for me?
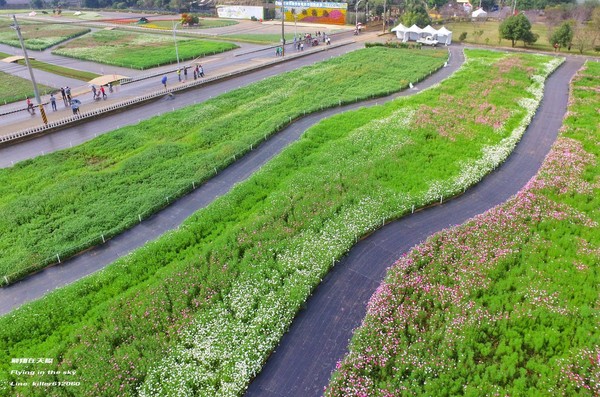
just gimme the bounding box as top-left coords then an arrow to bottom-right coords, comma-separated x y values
0,46 -> 463,315
244,57 -> 584,397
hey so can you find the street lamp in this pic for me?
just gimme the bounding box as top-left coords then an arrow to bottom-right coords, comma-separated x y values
281,0 -> 285,56
11,15 -> 47,124
172,20 -> 181,70
355,0 -> 363,28
382,0 -> 387,33
293,11 -> 297,41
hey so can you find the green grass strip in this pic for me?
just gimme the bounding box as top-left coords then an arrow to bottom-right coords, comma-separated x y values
0,70 -> 55,105
15,58 -> 100,82
0,50 -> 559,397
0,18 -> 90,51
325,61 -> 600,397
51,29 -> 239,70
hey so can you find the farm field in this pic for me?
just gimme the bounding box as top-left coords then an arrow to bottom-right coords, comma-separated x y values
443,20 -> 600,56
0,18 -> 90,51
51,29 -> 238,69
0,49 -> 560,397
325,61 -> 600,396
0,47 -> 448,284
0,70 -> 54,105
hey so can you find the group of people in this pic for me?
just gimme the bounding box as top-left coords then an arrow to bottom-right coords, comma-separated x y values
90,84 -> 109,101
58,86 -> 82,115
174,64 -> 205,84
292,32 -> 331,51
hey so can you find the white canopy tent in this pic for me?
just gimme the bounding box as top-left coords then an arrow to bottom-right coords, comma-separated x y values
391,24 -> 453,45
436,26 -> 453,45
422,25 -> 438,37
472,8 -> 488,19
391,23 -> 408,41
406,24 -> 424,41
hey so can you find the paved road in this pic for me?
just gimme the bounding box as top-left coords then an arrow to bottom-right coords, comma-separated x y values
244,57 -> 584,397
0,44 -> 460,315
0,15 -> 352,134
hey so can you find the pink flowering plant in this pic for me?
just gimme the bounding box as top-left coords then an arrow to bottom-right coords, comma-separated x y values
325,62 -> 600,396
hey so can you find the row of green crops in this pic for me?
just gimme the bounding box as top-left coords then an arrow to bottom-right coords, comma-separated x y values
51,29 -> 238,70
0,50 -> 560,397
0,47 -> 448,284
0,70 -> 54,105
0,18 -> 90,51
325,61 -> 600,396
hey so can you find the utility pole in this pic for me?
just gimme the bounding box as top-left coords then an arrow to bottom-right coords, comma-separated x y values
281,0 -> 285,56
382,0 -> 387,33
355,0 -> 363,27
11,14 -> 47,124
172,20 -> 180,70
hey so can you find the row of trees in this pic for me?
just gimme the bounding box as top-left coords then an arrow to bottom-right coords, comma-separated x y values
499,4 -> 600,53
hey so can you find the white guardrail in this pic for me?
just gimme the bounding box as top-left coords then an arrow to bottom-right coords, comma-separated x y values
0,40 -> 353,146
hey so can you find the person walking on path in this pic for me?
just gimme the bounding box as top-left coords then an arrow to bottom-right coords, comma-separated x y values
71,99 -> 81,115
184,67 -> 188,81
26,97 -> 34,115
177,69 -> 181,82
198,64 -> 204,78
50,93 -> 57,111
161,75 -> 167,89
91,85 -> 97,100
60,87 -> 68,106
65,87 -> 72,105
100,85 -> 106,99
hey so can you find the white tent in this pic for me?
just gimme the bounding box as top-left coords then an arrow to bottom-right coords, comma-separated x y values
472,8 -> 488,19
422,25 -> 438,37
391,23 -> 409,41
406,24 -> 424,41
436,26 -> 453,45
392,24 -> 453,45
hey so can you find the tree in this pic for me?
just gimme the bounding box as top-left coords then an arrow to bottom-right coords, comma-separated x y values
571,24 -> 595,54
499,13 -> 538,47
401,0 -> 431,27
0,0 -> 6,6
550,21 -> 574,50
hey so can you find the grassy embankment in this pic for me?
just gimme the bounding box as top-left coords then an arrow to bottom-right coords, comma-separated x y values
0,48 -> 447,283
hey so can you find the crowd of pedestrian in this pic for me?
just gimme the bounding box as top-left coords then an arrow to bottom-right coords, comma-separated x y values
292,32 -> 331,52
169,64 -> 205,87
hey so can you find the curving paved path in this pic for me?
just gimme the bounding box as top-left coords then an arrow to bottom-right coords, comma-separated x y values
244,57 -> 585,397
0,46 -> 463,315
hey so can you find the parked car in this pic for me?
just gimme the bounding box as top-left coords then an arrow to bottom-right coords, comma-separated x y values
417,36 -> 439,46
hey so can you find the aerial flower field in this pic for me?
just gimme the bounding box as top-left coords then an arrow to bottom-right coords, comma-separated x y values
0,50 -> 561,396
0,18 -> 90,51
325,61 -> 600,397
51,29 -> 238,69
0,47 -> 447,284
